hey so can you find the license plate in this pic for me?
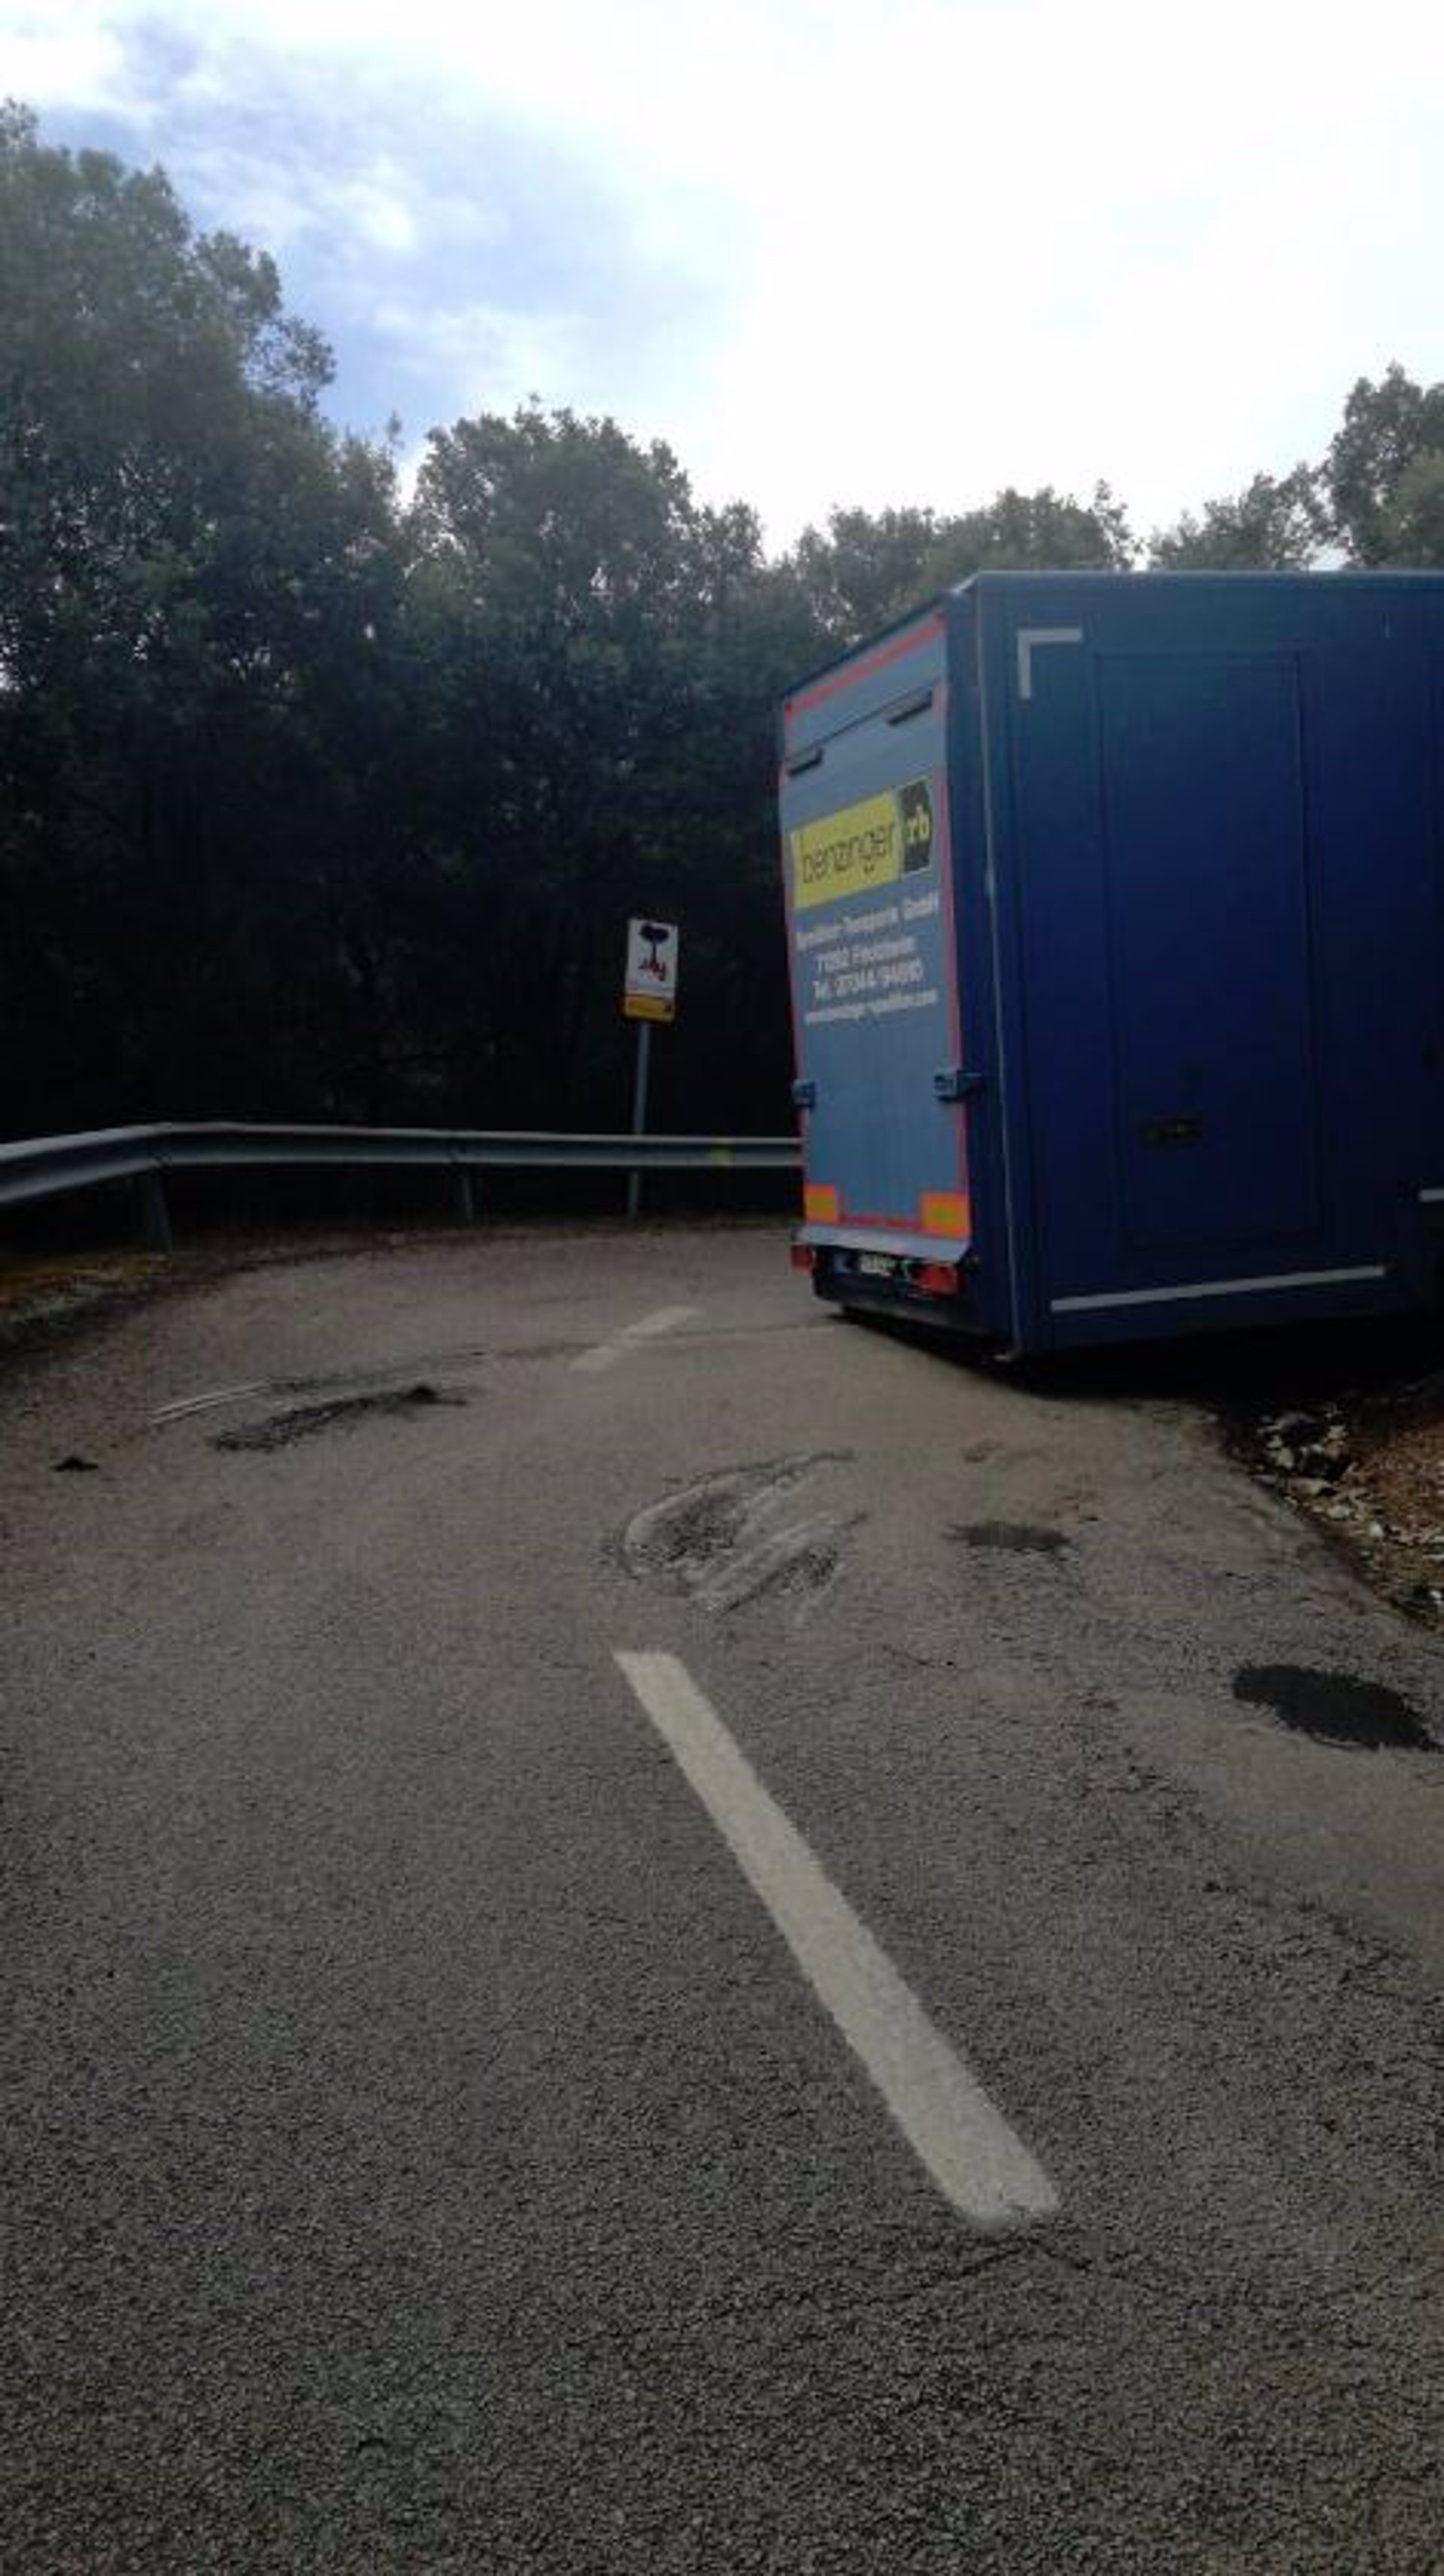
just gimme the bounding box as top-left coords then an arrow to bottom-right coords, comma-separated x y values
857,1253 -> 895,1278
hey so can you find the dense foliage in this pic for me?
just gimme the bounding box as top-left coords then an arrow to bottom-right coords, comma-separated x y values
2,104 -> 1441,1141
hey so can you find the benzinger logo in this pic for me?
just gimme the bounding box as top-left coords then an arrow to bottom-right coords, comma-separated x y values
790,773 -> 940,910
899,778 -> 934,874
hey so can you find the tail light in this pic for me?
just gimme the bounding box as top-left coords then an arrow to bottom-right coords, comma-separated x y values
790,1242 -> 816,1273
915,1260 -> 960,1297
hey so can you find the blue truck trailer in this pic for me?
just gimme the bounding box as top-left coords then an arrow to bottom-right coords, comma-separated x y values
779,570 -> 1444,1353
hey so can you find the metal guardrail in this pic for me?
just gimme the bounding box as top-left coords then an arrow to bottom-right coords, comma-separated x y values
0,1121 -> 801,1249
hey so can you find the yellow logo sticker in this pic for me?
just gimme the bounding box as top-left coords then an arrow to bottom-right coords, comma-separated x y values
790,779 -> 935,913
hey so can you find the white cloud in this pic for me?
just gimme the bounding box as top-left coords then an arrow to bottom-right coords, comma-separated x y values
339,164 -> 419,257
369,296 -> 587,406
0,14 -> 129,113
3,0 -> 1442,545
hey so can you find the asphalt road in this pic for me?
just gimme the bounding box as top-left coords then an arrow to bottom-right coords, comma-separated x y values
3,1223 -> 1442,2573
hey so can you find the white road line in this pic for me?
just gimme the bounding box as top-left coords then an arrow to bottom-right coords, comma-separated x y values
571,1304 -> 700,1375
614,1651 -> 1057,2233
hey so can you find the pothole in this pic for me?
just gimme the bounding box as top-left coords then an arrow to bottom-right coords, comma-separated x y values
949,1522 -> 1069,1557
1233,1663 -> 1436,1753
215,1384 -> 466,1452
623,1455 -> 857,1613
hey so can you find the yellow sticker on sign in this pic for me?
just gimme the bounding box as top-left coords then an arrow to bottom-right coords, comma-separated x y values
790,779 -> 935,913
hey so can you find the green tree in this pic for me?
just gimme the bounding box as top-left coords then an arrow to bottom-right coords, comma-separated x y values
788,485 -> 1133,647
1322,363 -> 1444,565
1148,467 -> 1324,569
927,482 -> 1135,587
405,404 -> 810,1129
788,507 -> 941,647
1378,450 -> 1444,567
0,101 -> 406,1132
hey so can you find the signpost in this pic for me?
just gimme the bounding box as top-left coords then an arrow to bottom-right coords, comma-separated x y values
622,919 -> 679,1217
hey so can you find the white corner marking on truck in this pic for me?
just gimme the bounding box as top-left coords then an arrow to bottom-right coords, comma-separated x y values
1016,627 -> 1084,702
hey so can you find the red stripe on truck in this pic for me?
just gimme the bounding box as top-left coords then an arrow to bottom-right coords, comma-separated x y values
784,616 -> 944,731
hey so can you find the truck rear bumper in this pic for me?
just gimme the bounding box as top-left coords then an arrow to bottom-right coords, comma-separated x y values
796,1231 -> 984,1335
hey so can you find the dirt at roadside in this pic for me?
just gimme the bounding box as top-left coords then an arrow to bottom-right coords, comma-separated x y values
1229,1365 -> 1444,1626
0,1250 -> 168,1333
0,1233 -> 413,1367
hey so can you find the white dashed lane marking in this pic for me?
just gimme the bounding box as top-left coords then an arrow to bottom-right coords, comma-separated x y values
571,1305 -> 700,1375
614,1650 -> 1058,2233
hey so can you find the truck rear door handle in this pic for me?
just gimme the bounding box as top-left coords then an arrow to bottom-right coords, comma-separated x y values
934,1068 -> 987,1102
1142,1116 -> 1203,1147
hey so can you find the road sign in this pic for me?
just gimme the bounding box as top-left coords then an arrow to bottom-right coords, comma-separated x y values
623,917 -> 679,1022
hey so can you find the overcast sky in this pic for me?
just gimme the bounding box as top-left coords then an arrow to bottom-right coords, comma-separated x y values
4,0 -> 1441,549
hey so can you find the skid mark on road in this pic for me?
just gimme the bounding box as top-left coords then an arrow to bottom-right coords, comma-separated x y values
214,1384 -> 466,1452
152,1341 -> 595,1429
615,1651 -> 1058,2232
950,1521 -> 1070,1557
153,1381 -> 270,1423
624,1455 -> 858,1614
571,1305 -> 700,1375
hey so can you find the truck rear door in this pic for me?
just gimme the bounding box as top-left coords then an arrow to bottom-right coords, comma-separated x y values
780,612 -> 973,1275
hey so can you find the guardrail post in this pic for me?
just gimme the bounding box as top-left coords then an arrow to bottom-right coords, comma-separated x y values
454,1168 -> 478,1226
138,1168 -> 173,1253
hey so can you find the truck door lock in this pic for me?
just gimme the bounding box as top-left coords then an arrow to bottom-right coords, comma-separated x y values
933,1067 -> 987,1103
